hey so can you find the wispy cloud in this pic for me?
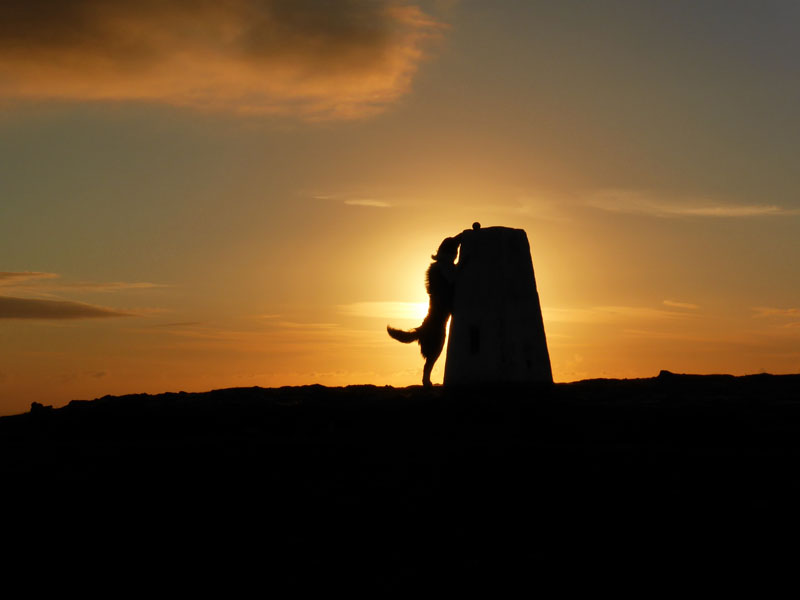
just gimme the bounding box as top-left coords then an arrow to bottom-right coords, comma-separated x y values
675,206 -> 786,217
0,271 -> 164,319
543,305 -> 696,324
0,272 -> 58,285
587,190 -> 795,218
0,0 -> 446,120
343,199 -> 392,208
753,307 -> 800,319
465,194 -> 571,222
0,271 -> 166,295
274,321 -> 340,330
749,315 -> 800,336
621,328 -> 714,342
312,193 -> 393,208
0,296 -> 131,319
267,320 -> 386,348
52,281 -> 167,292
133,318 -> 383,352
663,300 -> 699,310
340,301 -> 427,321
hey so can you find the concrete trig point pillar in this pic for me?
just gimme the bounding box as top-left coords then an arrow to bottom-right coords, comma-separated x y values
443,224 -> 553,385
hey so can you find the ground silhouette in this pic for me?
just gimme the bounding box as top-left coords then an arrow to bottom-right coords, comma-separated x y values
3,372 -> 800,589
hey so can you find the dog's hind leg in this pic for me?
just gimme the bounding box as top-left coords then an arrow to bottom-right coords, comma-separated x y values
422,357 -> 435,387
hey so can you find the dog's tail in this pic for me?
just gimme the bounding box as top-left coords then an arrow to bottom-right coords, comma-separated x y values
387,325 -> 419,344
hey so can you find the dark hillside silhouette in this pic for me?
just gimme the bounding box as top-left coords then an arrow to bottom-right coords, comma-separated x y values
4,373 -> 800,589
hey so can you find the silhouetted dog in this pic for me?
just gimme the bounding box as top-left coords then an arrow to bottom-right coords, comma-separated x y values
387,236 -> 460,386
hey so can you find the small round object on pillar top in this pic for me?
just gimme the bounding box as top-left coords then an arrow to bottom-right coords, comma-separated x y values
472,222 -> 481,230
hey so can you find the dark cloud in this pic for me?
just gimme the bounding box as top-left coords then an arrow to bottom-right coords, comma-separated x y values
0,0 -> 445,119
0,296 -> 131,319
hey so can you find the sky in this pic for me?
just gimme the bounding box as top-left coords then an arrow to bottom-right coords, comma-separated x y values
1,0 -> 799,415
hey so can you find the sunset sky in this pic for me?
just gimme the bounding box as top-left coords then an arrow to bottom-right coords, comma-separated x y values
2,0 -> 799,415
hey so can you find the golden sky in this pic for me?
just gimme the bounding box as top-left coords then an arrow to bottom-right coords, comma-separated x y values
1,1 -> 799,414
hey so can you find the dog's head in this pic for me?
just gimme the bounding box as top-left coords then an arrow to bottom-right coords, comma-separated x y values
432,236 -> 459,262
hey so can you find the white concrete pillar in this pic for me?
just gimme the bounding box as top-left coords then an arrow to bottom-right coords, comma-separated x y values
443,225 -> 552,385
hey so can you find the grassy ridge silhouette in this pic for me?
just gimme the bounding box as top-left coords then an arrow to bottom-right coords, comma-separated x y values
3,373 -> 800,587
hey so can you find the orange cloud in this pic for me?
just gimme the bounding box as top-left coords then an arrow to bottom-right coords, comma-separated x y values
0,272 -> 58,284
0,0 -> 445,119
0,271 -> 166,295
663,300 -> 699,310
587,190 -> 793,218
339,301 -> 427,321
752,307 -> 800,319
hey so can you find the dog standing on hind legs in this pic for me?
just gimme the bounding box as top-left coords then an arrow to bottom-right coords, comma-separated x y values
387,236 -> 460,387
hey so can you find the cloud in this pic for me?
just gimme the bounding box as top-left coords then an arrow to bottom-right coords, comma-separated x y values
273,321 -> 340,330
132,319 -> 382,353
0,272 -> 58,284
752,307 -> 800,319
465,194 -> 572,222
0,271 -> 166,295
151,321 -> 203,328
311,193 -> 393,208
663,300 -> 699,310
344,199 -> 392,208
340,301 -> 428,321
0,296 -> 131,319
543,305 -> 695,324
45,281 -> 167,292
0,0 -> 446,120
587,190 -> 795,218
